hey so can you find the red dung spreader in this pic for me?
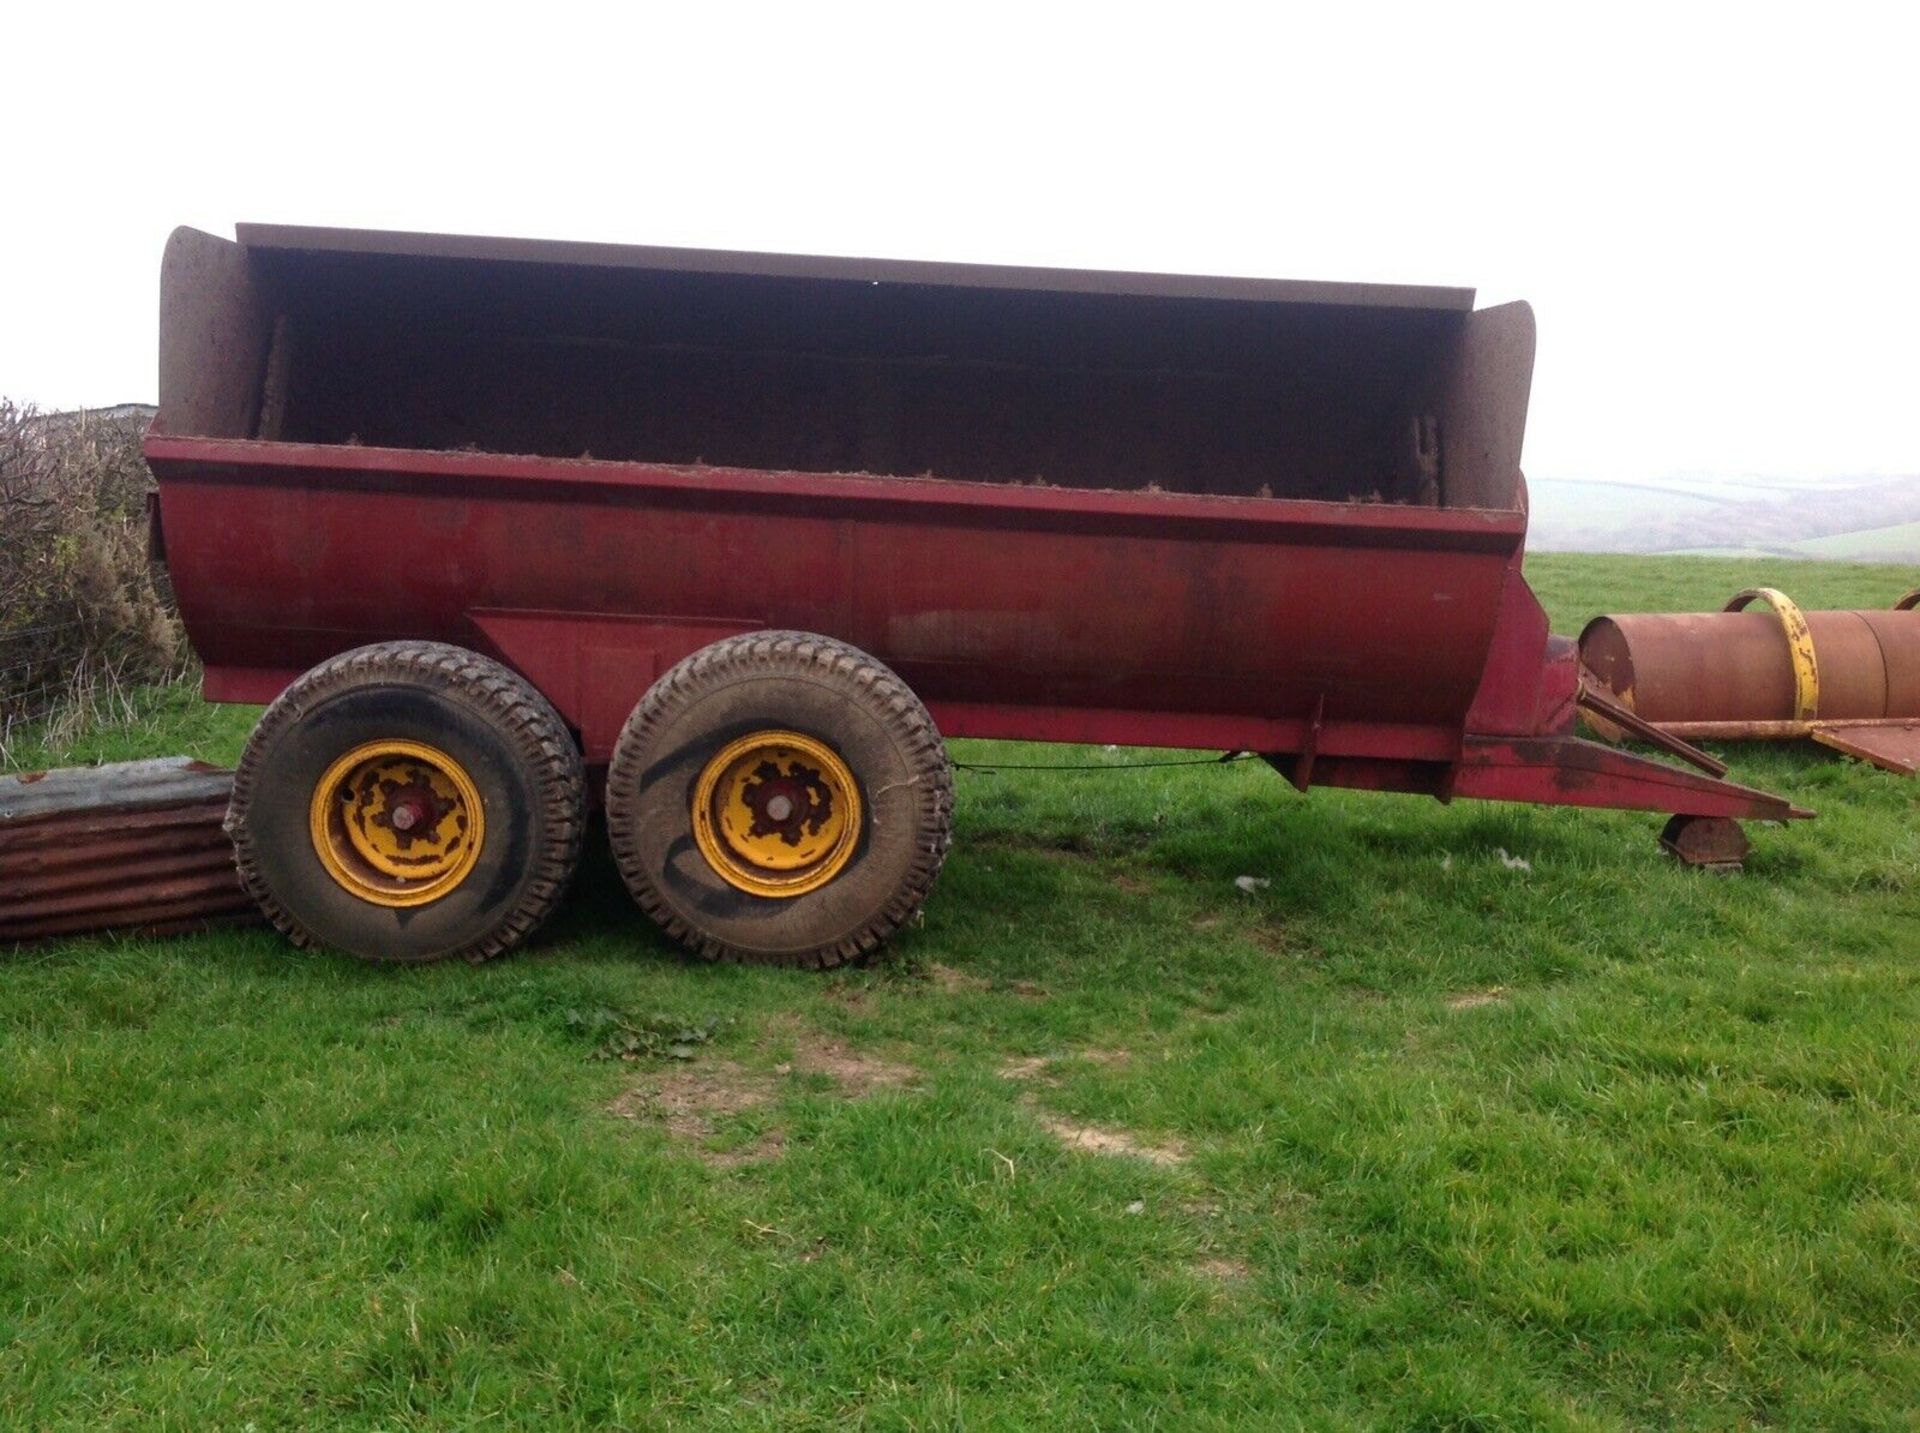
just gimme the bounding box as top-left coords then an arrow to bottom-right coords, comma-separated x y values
143,224 -> 1807,966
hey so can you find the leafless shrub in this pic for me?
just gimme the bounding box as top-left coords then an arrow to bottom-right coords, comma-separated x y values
0,399 -> 185,749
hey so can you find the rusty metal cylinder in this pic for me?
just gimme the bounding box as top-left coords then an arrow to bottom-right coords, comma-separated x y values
1580,592 -> 1920,732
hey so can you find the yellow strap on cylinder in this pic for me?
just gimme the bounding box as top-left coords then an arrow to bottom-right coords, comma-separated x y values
1724,588 -> 1820,722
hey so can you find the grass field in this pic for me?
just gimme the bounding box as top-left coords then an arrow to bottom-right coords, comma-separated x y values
1670,525 -> 1920,565
1790,523 -> 1920,565
3,553 -> 1918,1428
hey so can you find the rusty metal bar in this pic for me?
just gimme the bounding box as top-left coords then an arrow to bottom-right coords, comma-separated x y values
1575,681 -> 1728,777
1627,718 -> 1908,739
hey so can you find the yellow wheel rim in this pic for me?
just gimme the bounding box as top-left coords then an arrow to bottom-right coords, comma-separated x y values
309,740 -> 486,908
692,730 -> 861,898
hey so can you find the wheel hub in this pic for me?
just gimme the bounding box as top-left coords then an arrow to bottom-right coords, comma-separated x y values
692,731 -> 860,897
310,740 -> 485,907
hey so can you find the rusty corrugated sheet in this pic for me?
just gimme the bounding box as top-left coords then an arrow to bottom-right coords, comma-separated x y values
1,757 -> 259,942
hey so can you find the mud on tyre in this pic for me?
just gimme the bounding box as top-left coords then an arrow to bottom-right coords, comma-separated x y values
227,641 -> 586,963
605,631 -> 954,969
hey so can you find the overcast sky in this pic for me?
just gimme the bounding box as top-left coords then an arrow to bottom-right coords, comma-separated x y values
3,3 -> 1914,484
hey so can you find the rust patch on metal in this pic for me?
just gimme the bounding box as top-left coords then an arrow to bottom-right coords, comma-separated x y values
1724,588 -> 1820,722
1581,590 -> 1920,779
1582,593 -> 1920,727
1810,721 -> 1920,776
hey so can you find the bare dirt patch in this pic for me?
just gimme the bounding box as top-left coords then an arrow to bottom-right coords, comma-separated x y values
996,1050 -> 1185,1165
1446,986 -> 1509,1011
920,962 -> 1046,999
608,1028 -> 917,1167
1247,924 -> 1290,956
781,1039 -> 917,1093
923,962 -> 992,994
1194,1256 -> 1251,1284
608,1062 -> 783,1168
1034,1113 -> 1187,1167
999,1055 -> 1053,1082
997,1047 -> 1132,1085
757,1011 -> 917,1090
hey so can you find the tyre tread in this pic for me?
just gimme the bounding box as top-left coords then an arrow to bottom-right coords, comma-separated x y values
605,631 -> 953,969
225,641 -> 586,963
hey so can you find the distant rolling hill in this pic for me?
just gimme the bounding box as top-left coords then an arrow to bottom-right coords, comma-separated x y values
1529,474 -> 1920,564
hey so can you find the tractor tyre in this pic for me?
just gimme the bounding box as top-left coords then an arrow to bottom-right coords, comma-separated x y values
226,641 -> 585,963
605,631 -> 953,969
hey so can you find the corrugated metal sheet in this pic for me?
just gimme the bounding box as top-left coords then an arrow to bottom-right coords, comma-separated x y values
1,757 -> 259,942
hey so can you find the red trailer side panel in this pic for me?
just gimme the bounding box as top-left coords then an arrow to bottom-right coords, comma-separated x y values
145,435 -> 1528,762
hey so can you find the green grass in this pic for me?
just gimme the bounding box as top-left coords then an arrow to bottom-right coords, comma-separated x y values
1792,522 -> 1920,564
4,552 -> 1919,1428
1673,525 -> 1920,564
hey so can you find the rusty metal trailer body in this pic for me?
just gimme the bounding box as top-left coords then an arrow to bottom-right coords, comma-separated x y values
142,225 -> 1804,964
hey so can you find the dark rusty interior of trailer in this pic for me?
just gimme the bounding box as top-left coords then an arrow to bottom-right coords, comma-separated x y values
161,227 -> 1535,511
